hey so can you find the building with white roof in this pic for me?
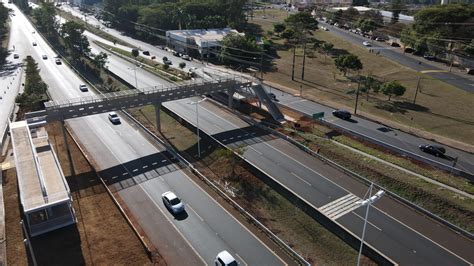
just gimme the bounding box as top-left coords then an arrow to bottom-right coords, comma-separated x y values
166,28 -> 242,58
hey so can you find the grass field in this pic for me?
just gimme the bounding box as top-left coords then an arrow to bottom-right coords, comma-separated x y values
251,9 -> 474,146
127,105 -> 371,265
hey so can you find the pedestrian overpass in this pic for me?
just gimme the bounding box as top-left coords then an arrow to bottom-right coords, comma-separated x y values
25,76 -> 284,127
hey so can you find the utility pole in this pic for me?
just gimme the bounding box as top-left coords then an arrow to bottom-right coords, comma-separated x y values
301,41 -> 307,81
413,75 -> 421,104
354,77 -> 361,115
291,45 -> 296,81
260,52 -> 264,80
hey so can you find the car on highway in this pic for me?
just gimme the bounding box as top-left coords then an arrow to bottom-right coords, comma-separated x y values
42,55 -> 48,60
215,250 -> 237,266
419,144 -> 446,157
79,84 -> 88,92
13,53 -> 19,59
164,59 -> 172,65
161,191 -> 185,214
32,42 -> 37,46
182,54 -> 191,61
172,51 -> 181,57
108,112 -> 121,124
268,92 -> 278,101
332,109 -> 351,120
375,37 -> 386,42
55,58 -> 62,65
142,50 -> 150,56
423,54 -> 436,60
362,41 -> 371,47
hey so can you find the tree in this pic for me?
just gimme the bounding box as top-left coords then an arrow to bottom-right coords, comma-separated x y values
16,56 -> 48,110
362,10 -> 383,26
92,52 -> 108,70
33,1 -> 57,36
179,62 -> 186,69
219,33 -> 262,66
342,7 -> 360,26
328,9 -> 343,24
381,81 -> 406,101
214,145 -> 247,180
61,21 -> 90,59
391,0 -> 406,24
353,0 -> 369,5
334,54 -> 363,76
357,18 -> 377,33
320,42 -> 334,62
284,12 -> 318,41
281,28 -> 296,42
273,23 -> 286,34
131,48 -> 139,58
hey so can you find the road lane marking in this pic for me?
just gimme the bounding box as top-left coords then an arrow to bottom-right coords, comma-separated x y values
140,186 -> 206,265
235,253 -> 248,266
291,172 -> 312,186
352,212 -> 382,231
187,204 -> 204,222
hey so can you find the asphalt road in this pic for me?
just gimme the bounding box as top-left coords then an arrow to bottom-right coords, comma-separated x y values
46,5 -> 474,264
319,21 -> 474,93
269,87 -> 474,175
163,97 -> 473,265
9,3 -> 288,265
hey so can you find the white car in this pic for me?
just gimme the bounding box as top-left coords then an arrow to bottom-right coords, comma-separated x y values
362,41 -> 371,47
108,112 -> 121,124
42,54 -> 48,59
79,84 -> 88,92
161,191 -> 185,214
215,251 -> 238,266
182,54 -> 191,61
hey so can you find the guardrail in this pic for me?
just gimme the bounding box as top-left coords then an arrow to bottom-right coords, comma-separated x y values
235,112 -> 474,241
120,110 -> 310,266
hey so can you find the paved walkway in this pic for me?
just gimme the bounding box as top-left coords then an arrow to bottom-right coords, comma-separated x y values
0,170 -> 6,266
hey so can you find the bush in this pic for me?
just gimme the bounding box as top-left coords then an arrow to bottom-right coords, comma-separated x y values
179,62 -> 186,69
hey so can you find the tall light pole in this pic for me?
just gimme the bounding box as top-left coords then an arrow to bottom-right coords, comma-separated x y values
357,183 -> 385,266
187,98 -> 207,158
128,65 -> 138,89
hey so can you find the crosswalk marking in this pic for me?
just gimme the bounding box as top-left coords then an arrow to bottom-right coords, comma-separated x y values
319,194 -> 362,220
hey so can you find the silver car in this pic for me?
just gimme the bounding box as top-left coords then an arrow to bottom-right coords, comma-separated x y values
108,112 -> 121,124
161,191 -> 185,214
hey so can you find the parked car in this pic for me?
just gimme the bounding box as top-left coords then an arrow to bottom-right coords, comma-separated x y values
423,54 -> 435,60
362,41 -> 371,47
268,92 -> 278,101
182,54 -> 191,61
375,37 -> 385,42
142,50 -> 150,56
172,51 -> 181,57
79,84 -> 88,92
42,55 -> 47,60
215,250 -> 238,266
32,42 -> 37,46
390,42 -> 400,47
466,68 -> 474,75
164,59 -> 172,65
419,144 -> 446,157
332,109 -> 351,120
161,191 -> 185,214
55,58 -> 62,65
108,112 -> 121,124
13,53 -> 19,59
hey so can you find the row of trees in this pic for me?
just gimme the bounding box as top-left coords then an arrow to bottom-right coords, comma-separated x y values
101,0 -> 247,38
0,3 -> 9,66
16,56 -> 48,110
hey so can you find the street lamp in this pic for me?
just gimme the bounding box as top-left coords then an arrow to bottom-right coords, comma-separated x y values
356,183 -> 385,266
128,65 -> 138,89
187,98 -> 207,158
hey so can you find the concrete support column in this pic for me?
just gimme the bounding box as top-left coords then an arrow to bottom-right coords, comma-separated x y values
228,88 -> 235,108
60,119 -> 75,177
154,100 -> 161,131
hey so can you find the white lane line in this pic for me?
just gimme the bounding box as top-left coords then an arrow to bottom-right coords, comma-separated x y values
291,172 -> 312,186
152,162 -> 158,166
140,186 -> 207,265
352,212 -> 382,231
187,204 -> 204,222
249,146 -> 263,155
142,165 -> 148,169
235,253 -> 248,266
197,105 -> 470,263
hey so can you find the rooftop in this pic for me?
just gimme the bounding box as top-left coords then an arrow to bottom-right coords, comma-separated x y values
167,28 -> 241,46
10,121 -> 70,213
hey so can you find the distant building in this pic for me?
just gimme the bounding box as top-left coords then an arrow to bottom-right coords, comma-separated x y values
166,28 -> 242,58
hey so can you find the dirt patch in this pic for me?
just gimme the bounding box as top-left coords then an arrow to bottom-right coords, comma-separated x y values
3,122 -> 152,265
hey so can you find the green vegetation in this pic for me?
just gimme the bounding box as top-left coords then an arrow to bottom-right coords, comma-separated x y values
33,1 -> 57,37
334,54 -> 363,76
16,56 -> 48,110
61,21 -> 90,60
0,2 -> 9,66
401,4 -> 474,56
220,33 -> 262,67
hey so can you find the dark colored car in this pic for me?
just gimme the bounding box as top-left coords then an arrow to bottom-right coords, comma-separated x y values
268,93 -> 278,101
332,110 -> 351,120
143,50 -> 150,56
419,144 -> 446,157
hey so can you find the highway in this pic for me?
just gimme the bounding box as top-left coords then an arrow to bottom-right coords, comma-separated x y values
58,4 -> 474,177
7,3 -> 290,265
31,4 -> 474,264
319,21 -> 474,93
86,26 -> 474,264
268,87 -> 474,175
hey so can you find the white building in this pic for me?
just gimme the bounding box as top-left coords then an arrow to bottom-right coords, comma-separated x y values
166,28 -> 242,58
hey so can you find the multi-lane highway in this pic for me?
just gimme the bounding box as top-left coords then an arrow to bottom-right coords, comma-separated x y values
83,23 -> 474,263
269,87 -> 474,175
7,2 -> 291,265
58,4 -> 474,177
